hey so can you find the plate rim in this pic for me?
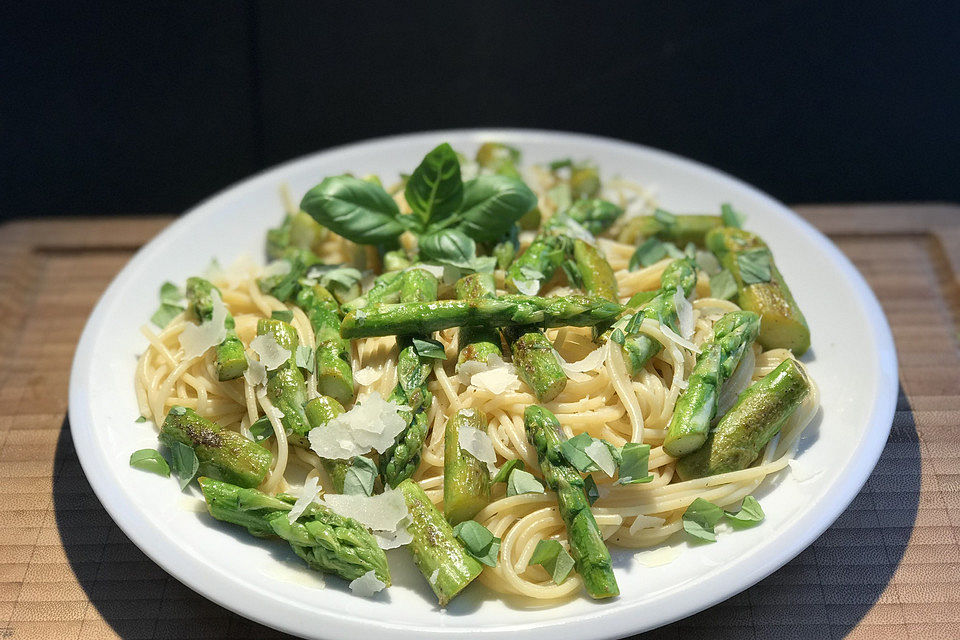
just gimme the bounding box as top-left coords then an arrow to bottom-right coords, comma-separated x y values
68,127 -> 898,640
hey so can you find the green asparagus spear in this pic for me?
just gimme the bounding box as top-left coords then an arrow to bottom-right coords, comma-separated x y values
475,142 -> 522,179
617,214 -> 722,246
454,273 -> 503,369
572,240 -> 618,303
524,406 -> 619,599
341,270 -> 405,313
341,295 -> 623,339
555,199 -> 623,236
569,167 -> 601,201
303,396 -> 352,493
663,311 -> 761,457
379,269 -> 440,488
504,235 -> 566,292
383,249 -> 414,272
397,479 -> 483,606
197,477 -> 391,585
706,227 -> 810,355
676,358 -> 810,480
257,319 -> 312,448
184,277 -> 248,380
616,257 -> 697,376
504,327 -> 567,402
160,407 -> 271,488
295,284 -> 355,404
444,409 -> 493,525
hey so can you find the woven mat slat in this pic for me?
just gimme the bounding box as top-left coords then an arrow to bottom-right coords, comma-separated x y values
0,206 -> 958,640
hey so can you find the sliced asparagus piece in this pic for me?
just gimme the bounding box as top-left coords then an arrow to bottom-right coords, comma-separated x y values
198,477 -> 391,585
663,311 -> 761,457
454,273 -> 502,369
524,406 -> 619,599
379,269 -> 440,488
257,318 -> 312,448
185,277 -> 247,380
706,227 -> 810,355
160,407 -> 271,488
341,295 -> 623,339
617,213 -> 722,246
296,284 -> 355,404
676,358 -> 810,480
397,479 -> 483,606
504,327 -> 567,402
573,239 -> 618,303
443,409 -> 493,525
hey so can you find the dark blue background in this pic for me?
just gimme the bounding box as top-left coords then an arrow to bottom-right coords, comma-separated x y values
2,1 -> 957,219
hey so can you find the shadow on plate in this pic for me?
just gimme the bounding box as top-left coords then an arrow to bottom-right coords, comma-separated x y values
54,385 -> 919,639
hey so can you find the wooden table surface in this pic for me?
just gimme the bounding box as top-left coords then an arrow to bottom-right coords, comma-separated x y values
1,205 -> 959,640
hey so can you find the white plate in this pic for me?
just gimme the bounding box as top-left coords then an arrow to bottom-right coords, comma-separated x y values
69,129 -> 897,640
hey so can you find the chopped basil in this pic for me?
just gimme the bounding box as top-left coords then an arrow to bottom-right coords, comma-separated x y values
610,328 -> 626,346
737,249 -> 773,285
342,457 -> 377,496
168,406 -> 187,416
720,203 -> 745,228
453,520 -> 500,567
249,416 -> 274,443
653,209 -> 677,227
528,540 -> 575,585
129,449 -> 170,478
491,458 -> 525,484
558,432 -> 596,472
629,238 -> 667,270
548,158 -> 573,171
160,281 -> 183,304
709,269 -> 738,300
506,469 -> 544,497
150,303 -> 184,328
271,309 -> 294,323
583,474 -> 600,505
724,495 -> 765,527
412,337 -> 446,360
560,258 -> 584,289
135,416 -> 147,424
167,440 -> 200,491
295,345 -> 315,371
518,266 -> 546,282
615,442 -> 653,485
319,266 -> 364,291
682,498 -> 725,542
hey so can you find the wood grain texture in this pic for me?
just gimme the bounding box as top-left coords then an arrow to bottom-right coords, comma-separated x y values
0,206 -> 958,640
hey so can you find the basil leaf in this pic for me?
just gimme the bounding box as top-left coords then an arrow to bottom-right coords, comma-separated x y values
738,249 -> 773,285
724,495 -> 765,527
721,203 -> 745,228
491,458 -> 524,484
558,432 -> 597,472
300,175 -> 404,245
249,416 -> 274,443
160,281 -> 182,305
453,520 -> 500,567
709,269 -> 738,300
583,474 -> 600,505
560,258 -> 584,289
528,539 -> 575,584
412,337 -> 446,360
151,302 -> 184,328
418,228 -> 477,268
548,158 -> 573,171
405,143 -> 463,224
135,416 -> 147,424
271,309 -> 294,323
615,443 -> 653,485
452,176 -> 538,244
610,328 -> 626,346
167,441 -> 200,490
629,238 -> 667,270
506,469 -> 545,497
315,266 -> 364,291
129,449 -> 170,477
682,498 -> 725,542
653,209 -> 677,227
295,345 -> 315,371
342,456 -> 377,497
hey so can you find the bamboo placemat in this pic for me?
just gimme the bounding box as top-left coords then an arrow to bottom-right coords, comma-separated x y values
0,206 -> 958,640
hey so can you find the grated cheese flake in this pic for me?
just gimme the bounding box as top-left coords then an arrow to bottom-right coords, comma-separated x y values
554,347 -> 605,383
287,476 -> 321,524
243,354 -> 267,387
585,440 -> 617,477
179,290 -> 229,360
250,332 -> 291,371
348,571 -> 386,598
513,278 -> 539,296
307,391 -> 406,459
321,488 -> 409,533
674,287 -> 695,340
629,513 -> 666,535
457,421 -> 498,473
374,515 -> 414,549
458,354 -> 520,394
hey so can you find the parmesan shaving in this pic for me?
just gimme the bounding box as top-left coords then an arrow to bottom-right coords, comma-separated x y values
243,354 -> 267,387
457,422 -> 498,473
250,332 -> 292,371
674,287 -> 694,340
321,489 -> 409,533
636,545 -> 682,567
458,355 -> 520,394
374,515 -> 414,549
555,347 -> 604,383
348,571 -> 386,597
585,440 -> 617,477
788,458 -> 823,483
179,290 -> 229,360
262,260 -> 292,278
287,476 -> 320,524
644,318 -> 701,353
307,391 -> 406,459
629,514 -> 666,535
513,278 -> 539,296
717,347 -> 756,416
353,366 -> 384,387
